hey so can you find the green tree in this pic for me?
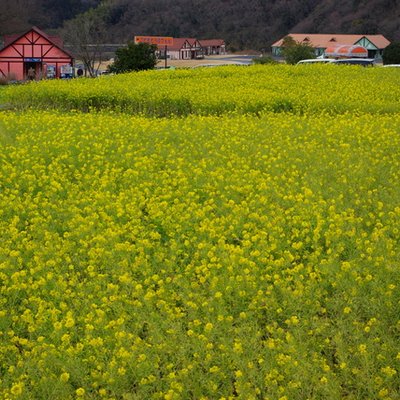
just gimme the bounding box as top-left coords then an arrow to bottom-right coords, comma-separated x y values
382,42 -> 400,65
282,36 -> 316,64
108,42 -> 158,73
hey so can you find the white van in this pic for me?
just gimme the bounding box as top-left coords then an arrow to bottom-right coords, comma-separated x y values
297,59 -> 334,64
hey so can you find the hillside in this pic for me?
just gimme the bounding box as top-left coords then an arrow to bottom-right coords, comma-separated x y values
0,0 -> 399,50
0,0 -> 100,37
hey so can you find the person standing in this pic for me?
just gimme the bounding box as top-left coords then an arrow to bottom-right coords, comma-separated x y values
27,67 -> 36,80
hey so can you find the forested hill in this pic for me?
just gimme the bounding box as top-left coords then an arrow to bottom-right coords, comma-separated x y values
0,0 -> 399,50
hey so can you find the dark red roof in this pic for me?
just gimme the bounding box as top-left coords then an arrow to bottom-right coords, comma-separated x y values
156,37 -> 222,51
199,39 -> 225,46
3,34 -> 20,47
1,26 -> 72,57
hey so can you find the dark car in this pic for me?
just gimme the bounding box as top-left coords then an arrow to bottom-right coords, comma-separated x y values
331,58 -> 375,66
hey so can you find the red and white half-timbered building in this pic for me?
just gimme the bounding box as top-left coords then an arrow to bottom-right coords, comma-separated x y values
0,26 -> 73,80
199,39 -> 226,56
157,38 -> 226,60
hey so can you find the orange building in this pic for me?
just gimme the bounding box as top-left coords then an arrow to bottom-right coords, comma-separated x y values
271,34 -> 390,59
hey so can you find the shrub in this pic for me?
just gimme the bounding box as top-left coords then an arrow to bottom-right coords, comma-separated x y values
382,42 -> 400,65
282,35 -> 316,64
253,55 -> 278,65
108,41 -> 158,73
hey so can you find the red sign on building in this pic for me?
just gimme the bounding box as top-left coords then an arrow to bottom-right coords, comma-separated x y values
134,36 -> 174,46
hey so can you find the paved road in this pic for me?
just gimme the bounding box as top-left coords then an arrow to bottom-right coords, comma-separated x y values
158,54 -> 261,68
208,55 -> 259,65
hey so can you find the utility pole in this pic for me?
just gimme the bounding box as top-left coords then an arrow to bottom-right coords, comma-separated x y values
134,36 -> 174,69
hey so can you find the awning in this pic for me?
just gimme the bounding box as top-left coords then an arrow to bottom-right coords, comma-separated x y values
324,44 -> 368,58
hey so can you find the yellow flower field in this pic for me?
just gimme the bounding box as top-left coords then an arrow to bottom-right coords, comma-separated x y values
3,64 -> 400,116
1,65 -> 400,399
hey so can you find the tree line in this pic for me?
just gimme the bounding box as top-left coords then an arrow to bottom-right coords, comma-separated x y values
1,0 -> 399,51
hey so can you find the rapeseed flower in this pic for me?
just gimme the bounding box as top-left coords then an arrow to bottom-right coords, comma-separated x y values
1,67 -> 400,399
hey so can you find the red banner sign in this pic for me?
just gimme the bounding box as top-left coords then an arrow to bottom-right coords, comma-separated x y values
134,36 -> 174,46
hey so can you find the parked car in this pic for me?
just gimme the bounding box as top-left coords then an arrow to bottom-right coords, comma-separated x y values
382,64 -> 400,67
330,58 -> 375,66
193,62 -> 248,68
297,59 -> 334,64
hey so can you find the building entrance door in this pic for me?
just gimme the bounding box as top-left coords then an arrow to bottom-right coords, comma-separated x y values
24,62 -> 41,80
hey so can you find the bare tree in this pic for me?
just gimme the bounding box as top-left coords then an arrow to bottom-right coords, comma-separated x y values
62,7 -> 106,77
